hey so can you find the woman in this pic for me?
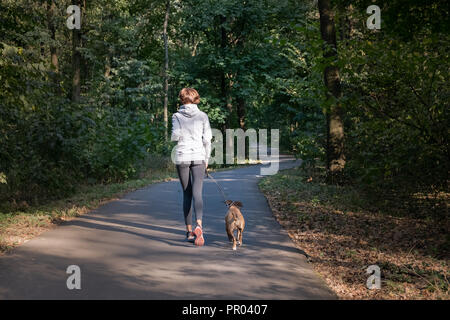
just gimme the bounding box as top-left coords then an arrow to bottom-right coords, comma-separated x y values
171,88 -> 212,246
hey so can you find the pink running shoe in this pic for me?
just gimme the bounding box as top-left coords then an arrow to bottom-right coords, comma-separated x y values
193,225 -> 204,246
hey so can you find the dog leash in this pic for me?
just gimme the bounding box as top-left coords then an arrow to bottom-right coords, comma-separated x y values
205,169 -> 234,207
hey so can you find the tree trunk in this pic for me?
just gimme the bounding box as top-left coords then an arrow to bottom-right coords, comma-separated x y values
221,73 -> 227,133
103,14 -> 113,79
163,0 -> 170,141
318,0 -> 345,183
71,0 -> 82,102
104,55 -> 111,78
237,96 -> 245,130
46,0 -> 60,95
47,0 -> 58,72
220,16 -> 233,132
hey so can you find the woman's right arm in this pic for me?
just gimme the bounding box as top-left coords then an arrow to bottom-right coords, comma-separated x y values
202,115 -> 212,165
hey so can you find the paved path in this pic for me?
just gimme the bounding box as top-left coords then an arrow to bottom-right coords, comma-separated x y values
0,155 -> 335,299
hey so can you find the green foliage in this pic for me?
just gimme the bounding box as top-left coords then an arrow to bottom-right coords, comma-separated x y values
80,107 -> 164,183
0,0 -> 447,207
0,1 -> 167,204
285,0 -> 449,193
337,10 -> 449,190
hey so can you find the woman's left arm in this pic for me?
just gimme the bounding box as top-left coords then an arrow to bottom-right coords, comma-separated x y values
202,115 -> 213,164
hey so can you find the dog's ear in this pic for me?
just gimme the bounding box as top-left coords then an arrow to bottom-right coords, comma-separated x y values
234,201 -> 243,208
225,200 -> 233,206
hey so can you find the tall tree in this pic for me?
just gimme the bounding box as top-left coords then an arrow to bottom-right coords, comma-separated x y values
236,96 -> 245,130
163,0 -> 170,141
219,15 -> 232,132
318,0 -> 345,183
71,0 -> 82,102
47,0 -> 58,72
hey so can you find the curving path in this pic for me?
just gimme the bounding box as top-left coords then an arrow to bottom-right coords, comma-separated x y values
0,155 -> 336,299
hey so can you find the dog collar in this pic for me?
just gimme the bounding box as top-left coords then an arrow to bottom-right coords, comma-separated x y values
227,201 -> 236,208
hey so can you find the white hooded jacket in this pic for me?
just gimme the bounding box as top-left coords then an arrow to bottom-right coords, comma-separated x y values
171,104 -> 212,164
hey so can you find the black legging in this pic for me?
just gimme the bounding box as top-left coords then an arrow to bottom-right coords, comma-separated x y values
176,160 -> 206,226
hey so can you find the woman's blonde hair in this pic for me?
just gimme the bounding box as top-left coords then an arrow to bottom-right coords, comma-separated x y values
179,88 -> 200,105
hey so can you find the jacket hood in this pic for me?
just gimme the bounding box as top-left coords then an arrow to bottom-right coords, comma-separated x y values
178,104 -> 200,118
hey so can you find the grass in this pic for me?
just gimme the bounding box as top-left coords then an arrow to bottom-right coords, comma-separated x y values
258,165 -> 449,300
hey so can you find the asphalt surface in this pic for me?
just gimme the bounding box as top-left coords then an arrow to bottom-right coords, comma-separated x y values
0,155 -> 336,299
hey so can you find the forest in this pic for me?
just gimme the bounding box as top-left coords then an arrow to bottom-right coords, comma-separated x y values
0,0 -> 448,299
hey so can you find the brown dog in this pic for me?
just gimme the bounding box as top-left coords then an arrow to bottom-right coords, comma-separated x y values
224,200 -> 245,250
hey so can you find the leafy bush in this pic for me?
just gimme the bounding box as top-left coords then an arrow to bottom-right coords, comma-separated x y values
0,43 -> 165,204
340,32 -> 449,190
